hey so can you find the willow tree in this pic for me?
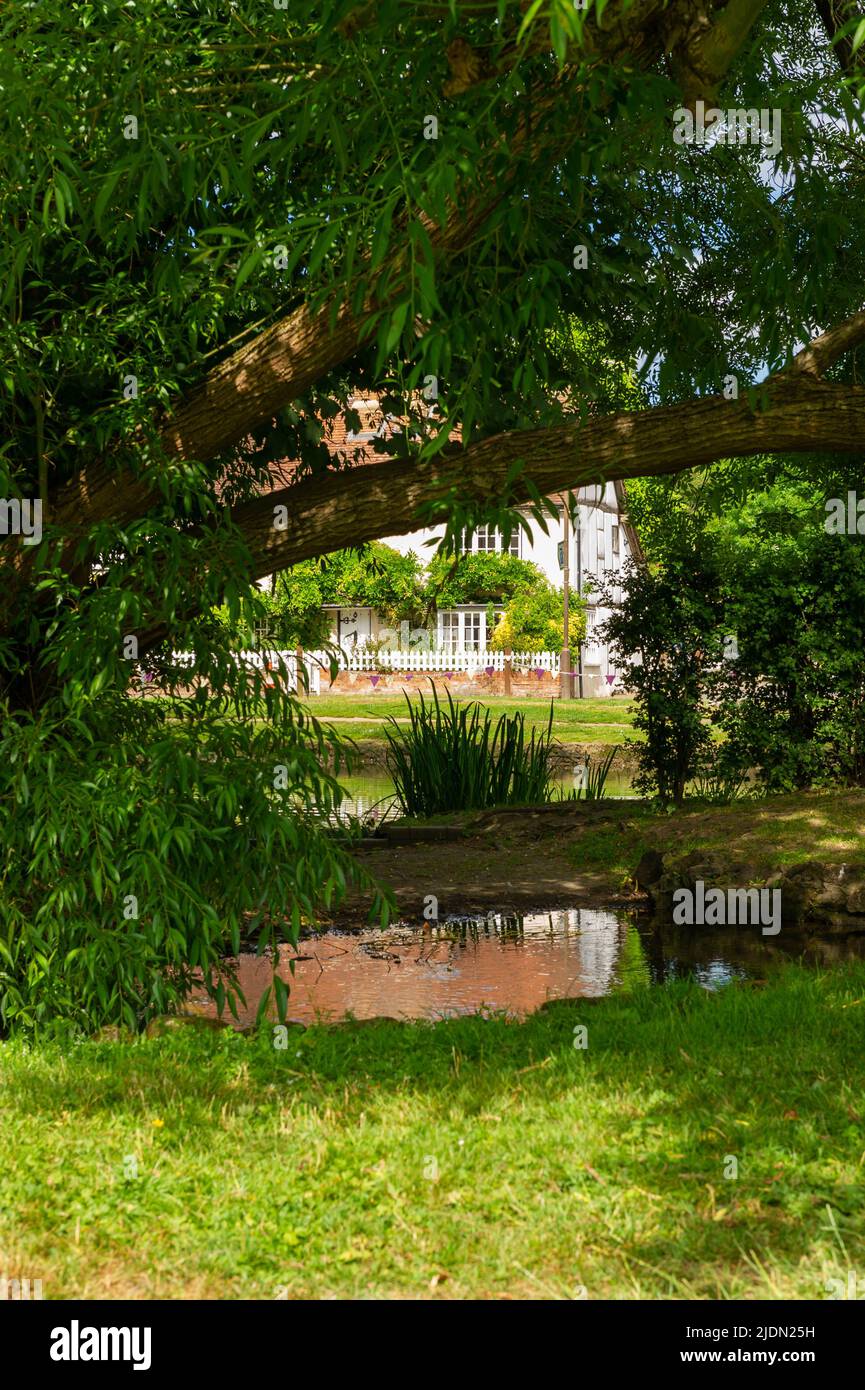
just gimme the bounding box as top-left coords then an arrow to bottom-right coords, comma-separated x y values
2,0 -> 864,1030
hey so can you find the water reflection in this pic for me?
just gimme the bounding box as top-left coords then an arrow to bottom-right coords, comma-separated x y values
192,907 -> 865,1029
194,909 -> 639,1027
645,920 -> 865,983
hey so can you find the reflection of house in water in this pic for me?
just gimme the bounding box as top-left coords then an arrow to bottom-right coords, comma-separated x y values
196,909 -> 638,1027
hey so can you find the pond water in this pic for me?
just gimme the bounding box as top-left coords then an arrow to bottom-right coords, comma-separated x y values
334,769 -> 635,823
191,908 -> 865,1029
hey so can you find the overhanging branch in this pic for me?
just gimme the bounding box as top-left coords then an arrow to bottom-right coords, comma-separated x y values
229,375 -> 865,584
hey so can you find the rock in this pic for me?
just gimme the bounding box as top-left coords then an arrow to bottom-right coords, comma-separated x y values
645,851 -> 865,931
779,861 -> 865,927
634,849 -> 664,888
90,1025 -> 135,1044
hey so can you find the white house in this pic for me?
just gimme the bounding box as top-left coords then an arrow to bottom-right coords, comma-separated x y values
326,482 -> 639,697
262,399 -> 642,696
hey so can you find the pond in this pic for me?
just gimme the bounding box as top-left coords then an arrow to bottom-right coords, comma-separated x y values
334,769 -> 636,823
191,907 -> 865,1029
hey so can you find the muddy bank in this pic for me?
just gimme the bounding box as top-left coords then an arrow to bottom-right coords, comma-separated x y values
341,802 -> 645,920
638,848 -> 865,934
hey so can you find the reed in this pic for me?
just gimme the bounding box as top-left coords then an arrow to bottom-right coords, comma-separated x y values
384,684 -> 556,816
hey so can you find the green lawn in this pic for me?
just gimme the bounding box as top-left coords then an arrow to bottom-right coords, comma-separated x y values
304,694 -> 638,746
2,965 -> 863,1299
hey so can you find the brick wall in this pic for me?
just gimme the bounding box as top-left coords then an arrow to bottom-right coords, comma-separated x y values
324,668 -> 561,698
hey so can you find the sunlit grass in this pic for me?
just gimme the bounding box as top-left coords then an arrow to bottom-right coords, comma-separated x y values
301,695 -> 639,746
2,965 -> 863,1300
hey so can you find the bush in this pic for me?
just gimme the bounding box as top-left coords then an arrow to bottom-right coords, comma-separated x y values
214,544 -> 427,650
424,551 -> 542,606
599,552 -> 722,805
709,531 -> 865,791
491,582 -> 586,655
602,510 -> 865,800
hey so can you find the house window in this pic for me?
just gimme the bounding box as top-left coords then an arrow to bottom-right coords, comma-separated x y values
438,609 -> 486,653
611,524 -> 620,557
467,525 -> 520,558
464,610 -> 482,652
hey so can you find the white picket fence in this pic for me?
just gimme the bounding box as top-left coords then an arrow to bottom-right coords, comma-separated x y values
168,649 -> 322,695
309,647 -> 561,676
164,646 -> 564,696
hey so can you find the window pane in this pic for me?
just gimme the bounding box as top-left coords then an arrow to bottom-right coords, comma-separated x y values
440,612 -> 459,653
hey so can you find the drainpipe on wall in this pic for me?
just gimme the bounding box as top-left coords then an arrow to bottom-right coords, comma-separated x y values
576,503 -> 584,699
561,503 -> 572,699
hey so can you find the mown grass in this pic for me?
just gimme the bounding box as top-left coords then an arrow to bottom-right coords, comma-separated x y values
2,965 -> 863,1300
304,694 -> 638,746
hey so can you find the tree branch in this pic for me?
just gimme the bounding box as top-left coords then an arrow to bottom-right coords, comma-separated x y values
813,0 -> 865,77
127,365 -> 865,655
228,375 -> 865,584
662,0 -> 771,109
50,0 -> 774,543
786,306 -> 865,376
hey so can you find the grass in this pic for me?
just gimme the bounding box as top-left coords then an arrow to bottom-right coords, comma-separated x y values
567,789 -> 865,881
2,964 -> 864,1300
302,694 -> 638,746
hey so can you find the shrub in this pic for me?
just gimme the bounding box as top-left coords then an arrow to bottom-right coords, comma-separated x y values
491,582 -> 586,654
599,552 -> 722,805
424,551 -> 542,606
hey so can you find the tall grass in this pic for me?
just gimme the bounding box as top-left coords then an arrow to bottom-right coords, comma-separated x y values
384,684 -> 556,816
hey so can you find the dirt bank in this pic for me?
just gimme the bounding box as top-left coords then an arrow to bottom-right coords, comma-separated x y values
339,791 -> 865,927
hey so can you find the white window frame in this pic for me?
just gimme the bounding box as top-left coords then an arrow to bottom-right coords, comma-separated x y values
439,611 -> 461,654
465,525 -> 520,559
437,607 -> 488,653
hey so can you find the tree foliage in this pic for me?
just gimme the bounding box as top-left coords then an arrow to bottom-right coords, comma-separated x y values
424,550 -> 542,607
607,453 -> 865,799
